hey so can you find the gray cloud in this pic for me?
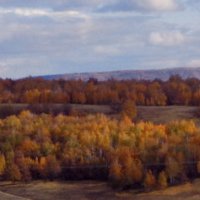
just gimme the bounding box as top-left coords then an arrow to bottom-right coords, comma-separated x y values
0,0 -> 199,78
94,0 -> 183,12
0,0 -> 183,12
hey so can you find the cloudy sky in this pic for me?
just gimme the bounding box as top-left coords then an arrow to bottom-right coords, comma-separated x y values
0,0 -> 199,78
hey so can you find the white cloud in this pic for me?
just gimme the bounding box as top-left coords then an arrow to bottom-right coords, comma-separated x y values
149,31 -> 185,46
135,0 -> 180,11
14,8 -> 49,16
0,1 -> 198,78
0,7 -> 50,16
53,10 -> 89,20
0,7 -> 89,19
188,59 -> 200,67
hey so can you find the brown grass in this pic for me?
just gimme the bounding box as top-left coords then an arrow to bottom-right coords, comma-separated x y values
1,180 -> 200,200
0,190 -> 30,200
0,104 -> 198,124
136,106 -> 199,124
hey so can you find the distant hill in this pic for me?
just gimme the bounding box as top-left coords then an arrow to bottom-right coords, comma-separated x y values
41,67 -> 200,81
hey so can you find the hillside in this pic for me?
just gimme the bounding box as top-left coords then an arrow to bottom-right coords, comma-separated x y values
41,67 -> 200,81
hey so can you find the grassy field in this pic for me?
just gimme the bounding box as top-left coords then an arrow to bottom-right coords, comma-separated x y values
1,180 -> 200,200
0,103 -> 113,118
0,104 -> 199,124
0,190 -> 29,200
136,106 -> 199,124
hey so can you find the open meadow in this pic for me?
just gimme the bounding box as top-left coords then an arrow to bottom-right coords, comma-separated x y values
0,104 -> 199,123
1,180 -> 200,200
136,106 -> 199,124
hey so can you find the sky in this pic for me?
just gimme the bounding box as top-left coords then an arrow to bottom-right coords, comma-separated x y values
0,0 -> 200,78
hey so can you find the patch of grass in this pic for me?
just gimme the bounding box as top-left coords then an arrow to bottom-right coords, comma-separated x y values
0,104 -> 113,118
136,106 -> 199,124
1,180 -> 200,200
0,104 -> 199,124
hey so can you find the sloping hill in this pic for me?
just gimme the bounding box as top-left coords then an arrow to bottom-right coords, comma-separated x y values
41,67 -> 200,81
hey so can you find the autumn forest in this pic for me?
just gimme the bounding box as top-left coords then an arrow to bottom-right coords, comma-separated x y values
0,75 -> 199,106
0,76 -> 200,191
0,112 -> 200,190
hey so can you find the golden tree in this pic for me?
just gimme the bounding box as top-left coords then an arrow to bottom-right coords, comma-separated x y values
158,171 -> 168,189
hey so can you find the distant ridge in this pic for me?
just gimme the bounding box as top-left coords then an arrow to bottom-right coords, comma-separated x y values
41,67 -> 200,81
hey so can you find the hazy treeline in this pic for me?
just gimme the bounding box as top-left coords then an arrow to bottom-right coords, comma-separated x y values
0,112 -> 200,189
0,75 -> 200,105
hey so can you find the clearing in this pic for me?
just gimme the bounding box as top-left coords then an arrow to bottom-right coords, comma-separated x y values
1,180 -> 200,200
136,106 -> 199,124
0,104 -> 199,124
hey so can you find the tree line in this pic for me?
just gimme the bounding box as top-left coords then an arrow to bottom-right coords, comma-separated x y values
0,75 -> 200,105
0,111 -> 200,190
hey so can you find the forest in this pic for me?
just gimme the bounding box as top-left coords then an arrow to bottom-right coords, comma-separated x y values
0,75 -> 200,191
0,111 -> 199,190
0,75 -> 199,106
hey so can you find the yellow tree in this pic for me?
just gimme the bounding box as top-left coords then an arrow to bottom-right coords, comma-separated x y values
0,154 -> 6,176
6,163 -> 22,182
109,158 -> 122,187
144,170 -> 156,191
165,156 -> 180,184
158,171 -> 168,189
